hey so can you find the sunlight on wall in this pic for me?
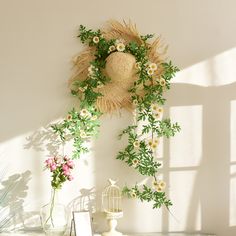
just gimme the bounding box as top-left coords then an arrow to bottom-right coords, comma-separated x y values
168,106 -> 202,231
230,166 -> 236,227
173,47 -> 236,86
230,100 -> 236,226
169,170 -> 201,231
170,105 -> 202,167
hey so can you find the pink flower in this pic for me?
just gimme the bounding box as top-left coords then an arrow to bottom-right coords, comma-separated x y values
62,164 -> 69,172
68,175 -> 74,181
45,158 -> 54,166
63,170 -> 71,176
67,160 -> 74,169
63,156 -> 69,161
50,163 -> 57,172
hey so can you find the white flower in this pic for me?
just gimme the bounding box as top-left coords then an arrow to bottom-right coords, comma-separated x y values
147,139 -> 158,150
108,45 -> 116,53
159,78 -> 166,87
152,179 -> 159,188
152,179 -> 166,192
132,159 -> 139,167
148,63 -> 158,71
88,65 -> 94,73
93,36 -> 100,44
130,191 -> 136,198
155,186 -> 163,192
135,62 -> 141,70
154,138 -> 159,145
151,143 -> 158,149
151,103 -> 159,112
148,139 -> 153,147
147,68 -> 154,76
115,39 -> 125,45
116,43 -> 125,52
97,82 -> 104,89
80,109 -> 91,118
154,113 -> 161,119
151,104 -> 163,120
91,115 -> 98,121
133,140 -> 140,148
80,130 -> 87,138
157,107 -> 163,114
158,180 -> 166,190
66,114 -> 72,121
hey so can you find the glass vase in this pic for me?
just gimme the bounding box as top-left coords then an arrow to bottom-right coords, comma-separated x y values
40,188 -> 67,236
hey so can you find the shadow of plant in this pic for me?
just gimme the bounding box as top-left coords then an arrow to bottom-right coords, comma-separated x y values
0,170 -> 31,231
66,187 -> 106,234
24,125 -> 63,156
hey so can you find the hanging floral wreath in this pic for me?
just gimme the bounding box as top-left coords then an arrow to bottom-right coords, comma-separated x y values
51,20 -> 180,209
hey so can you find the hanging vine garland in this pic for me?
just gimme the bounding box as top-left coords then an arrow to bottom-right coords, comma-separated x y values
51,20 -> 180,209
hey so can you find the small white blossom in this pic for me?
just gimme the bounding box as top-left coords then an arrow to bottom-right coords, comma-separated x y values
80,130 -> 87,138
116,42 -> 125,52
115,39 -> 125,45
148,63 -> 158,71
159,78 -> 166,87
97,82 -> 104,89
132,159 -> 139,167
91,115 -> 98,121
93,36 -> 99,44
152,179 -> 166,192
108,45 -> 116,53
80,109 -> 91,118
158,180 -> 166,189
151,103 -> 159,112
147,68 -> 154,76
135,62 -> 141,70
153,138 -> 159,145
130,191 -> 136,198
66,114 -> 72,120
133,140 -> 140,148
88,65 -> 97,76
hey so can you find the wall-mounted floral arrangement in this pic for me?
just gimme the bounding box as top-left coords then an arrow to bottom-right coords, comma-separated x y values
51,20 -> 180,209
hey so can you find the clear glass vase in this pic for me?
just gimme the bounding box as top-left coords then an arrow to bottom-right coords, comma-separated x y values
40,188 -> 67,236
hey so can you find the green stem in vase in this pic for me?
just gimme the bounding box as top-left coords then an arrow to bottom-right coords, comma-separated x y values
44,188 -> 57,228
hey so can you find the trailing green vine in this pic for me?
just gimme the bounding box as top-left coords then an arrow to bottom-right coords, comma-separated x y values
51,22 -> 180,209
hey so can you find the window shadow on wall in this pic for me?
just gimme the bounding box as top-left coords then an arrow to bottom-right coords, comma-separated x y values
162,82 -> 236,236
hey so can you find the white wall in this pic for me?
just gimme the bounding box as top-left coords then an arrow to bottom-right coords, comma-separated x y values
0,0 -> 236,235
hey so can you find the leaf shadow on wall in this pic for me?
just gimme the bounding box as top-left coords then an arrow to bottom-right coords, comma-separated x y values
24,125 -> 63,156
0,170 -> 32,231
66,187 -> 102,234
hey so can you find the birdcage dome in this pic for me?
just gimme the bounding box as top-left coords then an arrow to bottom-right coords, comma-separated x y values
102,179 -> 122,215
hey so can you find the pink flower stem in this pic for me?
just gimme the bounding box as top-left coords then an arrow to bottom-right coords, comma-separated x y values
44,188 -> 56,228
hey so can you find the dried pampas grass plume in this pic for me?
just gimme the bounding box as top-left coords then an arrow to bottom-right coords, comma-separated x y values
70,20 -> 167,113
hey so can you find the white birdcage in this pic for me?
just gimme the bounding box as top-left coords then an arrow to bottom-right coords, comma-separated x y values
102,179 -> 123,236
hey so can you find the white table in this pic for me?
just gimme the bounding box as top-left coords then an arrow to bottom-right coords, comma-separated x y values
125,233 -> 216,236
0,232 -> 216,236
95,233 -> 215,236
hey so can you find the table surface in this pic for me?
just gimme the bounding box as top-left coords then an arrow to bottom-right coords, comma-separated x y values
0,232 -> 216,236
89,232 -> 215,236
124,233 -> 216,236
